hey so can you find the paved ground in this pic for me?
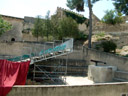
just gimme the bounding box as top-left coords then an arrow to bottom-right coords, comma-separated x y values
64,76 -> 94,85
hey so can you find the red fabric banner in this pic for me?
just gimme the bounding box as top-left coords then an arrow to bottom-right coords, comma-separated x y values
0,60 -> 30,96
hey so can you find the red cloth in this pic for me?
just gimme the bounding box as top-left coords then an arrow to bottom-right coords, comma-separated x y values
0,60 -> 30,96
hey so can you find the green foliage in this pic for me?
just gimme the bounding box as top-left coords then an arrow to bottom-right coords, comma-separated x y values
92,0 -> 100,3
66,0 -> 101,48
57,17 -> 79,40
95,44 -> 101,50
101,10 -> 123,25
64,10 -> 87,24
50,16 -> 59,40
0,16 -> 12,36
95,32 -> 105,37
32,15 -> 43,41
76,32 -> 88,40
67,0 -> 85,11
33,12 -> 81,41
124,54 -> 128,57
43,11 -> 52,40
43,36 -> 54,41
66,0 -> 99,11
32,11 -> 53,41
101,41 -> 117,53
95,32 -> 105,41
114,0 -> 128,15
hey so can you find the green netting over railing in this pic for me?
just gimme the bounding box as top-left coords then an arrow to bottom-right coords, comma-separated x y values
7,38 -> 73,62
8,44 -> 67,62
7,53 -> 35,61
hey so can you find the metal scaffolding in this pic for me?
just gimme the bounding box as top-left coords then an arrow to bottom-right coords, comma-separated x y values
31,39 -> 73,84
1,38 -> 74,84
33,55 -> 69,85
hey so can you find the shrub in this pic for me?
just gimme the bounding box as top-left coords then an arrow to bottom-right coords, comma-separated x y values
124,54 -> 128,57
95,44 -> 102,50
76,32 -> 88,40
101,41 -> 117,53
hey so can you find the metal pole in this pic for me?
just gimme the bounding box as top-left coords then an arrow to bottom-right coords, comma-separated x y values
88,0 -> 93,48
33,63 -> 35,81
65,53 -> 68,83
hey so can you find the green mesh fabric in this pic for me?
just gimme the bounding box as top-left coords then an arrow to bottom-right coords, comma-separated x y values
64,10 -> 87,24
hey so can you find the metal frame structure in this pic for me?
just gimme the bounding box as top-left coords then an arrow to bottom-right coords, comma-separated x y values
1,38 -> 74,84
33,54 -> 69,85
31,39 -> 73,84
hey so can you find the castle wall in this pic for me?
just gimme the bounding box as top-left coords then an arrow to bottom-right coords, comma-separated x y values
0,15 -> 24,41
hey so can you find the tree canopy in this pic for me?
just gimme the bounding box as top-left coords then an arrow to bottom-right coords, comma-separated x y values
32,12 -> 53,41
43,11 -> 53,40
66,0 -> 100,48
102,10 -> 123,25
57,17 -> 79,39
0,16 -> 12,36
32,15 -> 43,41
66,0 -> 100,11
114,0 -> 128,15
32,12 -> 81,41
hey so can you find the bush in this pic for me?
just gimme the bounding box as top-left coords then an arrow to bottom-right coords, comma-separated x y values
95,44 -> 102,50
76,32 -> 88,40
101,41 -> 117,53
124,54 -> 128,57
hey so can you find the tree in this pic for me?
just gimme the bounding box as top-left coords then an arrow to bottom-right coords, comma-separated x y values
0,16 -> 12,36
32,11 -> 83,41
101,40 -> 117,53
114,0 -> 128,15
57,17 -> 79,39
43,11 -> 52,40
102,10 -> 123,25
67,0 -> 100,48
32,15 -> 43,41
50,15 -> 59,40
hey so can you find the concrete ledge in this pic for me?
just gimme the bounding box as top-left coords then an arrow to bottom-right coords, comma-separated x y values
8,82 -> 128,96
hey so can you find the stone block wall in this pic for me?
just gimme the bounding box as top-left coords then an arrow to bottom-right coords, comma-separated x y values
0,15 -> 24,41
84,47 -> 128,71
8,83 -> 128,96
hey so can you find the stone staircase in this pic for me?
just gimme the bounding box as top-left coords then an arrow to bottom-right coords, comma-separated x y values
114,71 -> 128,82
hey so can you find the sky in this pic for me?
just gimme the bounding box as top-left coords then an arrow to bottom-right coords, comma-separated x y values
0,0 -> 115,19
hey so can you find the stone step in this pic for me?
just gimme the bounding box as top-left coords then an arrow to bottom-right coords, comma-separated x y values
114,71 -> 128,80
113,78 -> 128,82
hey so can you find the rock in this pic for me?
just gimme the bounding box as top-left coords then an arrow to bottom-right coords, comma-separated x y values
119,46 -> 128,56
83,34 -> 113,46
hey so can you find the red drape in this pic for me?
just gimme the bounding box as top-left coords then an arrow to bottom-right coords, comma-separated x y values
0,60 -> 30,96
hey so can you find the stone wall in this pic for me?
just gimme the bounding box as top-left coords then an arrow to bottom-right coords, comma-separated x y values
92,23 -> 128,33
56,7 -> 88,32
8,83 -> 128,96
109,32 -> 128,48
22,33 -> 43,42
0,15 -> 24,41
84,47 -> 128,71
0,42 -> 53,57
1,15 -> 43,42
